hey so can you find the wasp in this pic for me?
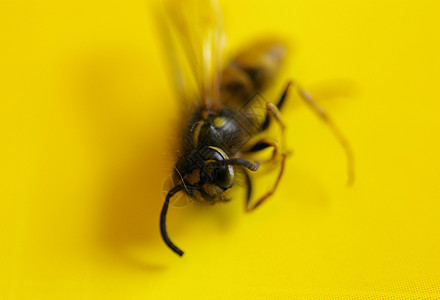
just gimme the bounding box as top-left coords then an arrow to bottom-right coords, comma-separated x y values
158,0 -> 353,256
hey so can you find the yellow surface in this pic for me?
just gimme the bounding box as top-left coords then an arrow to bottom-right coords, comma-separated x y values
2,0 -> 440,299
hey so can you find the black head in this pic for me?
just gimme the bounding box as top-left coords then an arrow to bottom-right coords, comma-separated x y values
175,145 -> 235,203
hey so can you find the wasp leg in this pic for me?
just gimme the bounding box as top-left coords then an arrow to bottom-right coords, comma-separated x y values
244,153 -> 288,212
243,169 -> 253,210
242,82 -> 290,211
293,82 -> 354,186
264,101 -> 289,152
247,139 -> 279,164
276,81 -> 292,111
261,81 -> 291,131
266,102 -> 286,130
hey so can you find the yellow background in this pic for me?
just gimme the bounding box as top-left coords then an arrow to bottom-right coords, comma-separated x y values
2,0 -> 440,298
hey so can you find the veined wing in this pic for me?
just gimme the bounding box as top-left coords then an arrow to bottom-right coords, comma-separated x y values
159,0 -> 224,118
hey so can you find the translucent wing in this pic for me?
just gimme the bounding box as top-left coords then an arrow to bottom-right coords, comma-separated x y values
159,0 -> 224,117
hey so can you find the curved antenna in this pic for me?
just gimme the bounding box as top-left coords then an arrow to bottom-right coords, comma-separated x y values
160,184 -> 186,256
208,158 -> 260,172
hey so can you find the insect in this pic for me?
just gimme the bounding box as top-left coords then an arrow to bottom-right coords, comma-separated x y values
158,0 -> 353,256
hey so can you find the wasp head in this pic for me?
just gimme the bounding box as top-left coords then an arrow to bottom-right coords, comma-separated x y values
175,146 -> 235,203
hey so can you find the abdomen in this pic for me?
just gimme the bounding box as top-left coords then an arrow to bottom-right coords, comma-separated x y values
220,40 -> 287,107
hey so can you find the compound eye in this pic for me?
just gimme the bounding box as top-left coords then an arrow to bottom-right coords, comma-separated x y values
211,165 -> 234,189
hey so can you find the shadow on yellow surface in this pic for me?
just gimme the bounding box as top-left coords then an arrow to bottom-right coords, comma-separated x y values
72,46 -> 176,270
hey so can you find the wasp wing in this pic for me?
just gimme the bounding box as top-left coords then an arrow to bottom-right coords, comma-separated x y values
158,0 -> 224,116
